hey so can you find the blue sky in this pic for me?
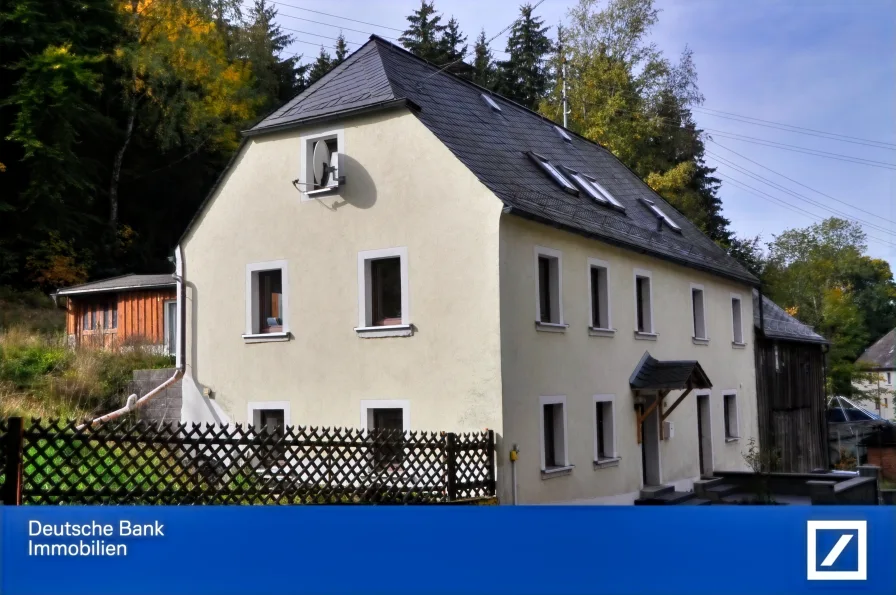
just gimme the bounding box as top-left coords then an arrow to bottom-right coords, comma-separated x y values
274,0 -> 896,269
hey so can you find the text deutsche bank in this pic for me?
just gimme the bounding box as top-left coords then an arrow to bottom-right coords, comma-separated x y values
26,520 -> 164,557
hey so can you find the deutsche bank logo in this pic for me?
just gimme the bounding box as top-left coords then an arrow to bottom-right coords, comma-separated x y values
807,521 -> 867,580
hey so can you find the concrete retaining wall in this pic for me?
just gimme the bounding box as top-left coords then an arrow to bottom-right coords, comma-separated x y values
128,368 -> 181,424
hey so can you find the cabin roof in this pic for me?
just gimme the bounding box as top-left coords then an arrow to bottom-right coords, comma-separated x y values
753,290 -> 828,345
55,274 -> 175,296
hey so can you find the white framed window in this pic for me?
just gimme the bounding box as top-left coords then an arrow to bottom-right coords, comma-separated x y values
564,169 -> 625,210
163,299 -> 177,356
690,283 -> 708,343
593,395 -> 618,465
587,258 -> 613,335
731,293 -> 745,346
299,127 -> 344,199
553,125 -> 572,142
723,392 -> 739,441
247,401 -> 291,466
539,395 -> 570,474
481,93 -> 502,112
356,247 -> 411,338
535,246 -> 566,331
244,260 -> 289,342
633,268 -> 655,337
360,400 -> 410,470
886,372 -> 892,385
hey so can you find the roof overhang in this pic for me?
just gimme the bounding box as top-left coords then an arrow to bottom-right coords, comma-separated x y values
242,98 -> 416,138
629,351 -> 713,392
56,283 -> 175,297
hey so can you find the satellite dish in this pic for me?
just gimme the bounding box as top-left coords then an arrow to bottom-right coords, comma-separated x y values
312,140 -> 331,187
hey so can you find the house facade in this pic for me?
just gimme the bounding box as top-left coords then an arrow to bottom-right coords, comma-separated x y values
56,274 -> 177,353
177,37 -> 760,504
854,328 -> 896,421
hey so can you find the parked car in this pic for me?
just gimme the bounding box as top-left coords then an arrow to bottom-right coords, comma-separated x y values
827,395 -> 894,466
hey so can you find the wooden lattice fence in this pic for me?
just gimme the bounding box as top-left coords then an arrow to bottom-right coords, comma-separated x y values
0,418 -> 496,505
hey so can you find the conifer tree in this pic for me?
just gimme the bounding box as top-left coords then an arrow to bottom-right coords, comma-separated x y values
472,29 -> 496,89
399,1 -> 447,63
334,33 -> 349,65
306,46 -> 333,85
496,3 -> 553,109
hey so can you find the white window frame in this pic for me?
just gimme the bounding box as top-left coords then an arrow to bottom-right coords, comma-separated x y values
247,401 -> 292,429
731,292 -> 746,347
244,260 -> 290,343
583,174 -> 625,209
553,125 -> 572,142
690,283 -> 708,343
593,394 -> 618,466
360,399 -> 411,433
587,258 -> 614,336
535,246 -> 567,331
539,395 -> 571,474
163,299 -> 177,356
530,153 -> 577,194
481,93 -> 502,112
633,268 -> 655,337
299,127 -> 345,200
356,247 -> 411,338
641,198 -> 681,231
723,391 -> 740,442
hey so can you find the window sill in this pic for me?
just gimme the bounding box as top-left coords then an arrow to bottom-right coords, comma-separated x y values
594,457 -> 621,469
588,327 -> 616,338
634,331 -> 658,341
355,324 -> 413,338
535,321 -> 569,333
692,337 -> 710,346
731,341 -> 747,349
541,465 -> 574,479
304,186 -> 338,198
242,332 -> 291,343
725,437 -> 740,443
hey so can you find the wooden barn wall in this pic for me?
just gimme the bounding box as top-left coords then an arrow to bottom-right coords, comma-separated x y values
65,288 -> 175,348
755,336 -> 829,472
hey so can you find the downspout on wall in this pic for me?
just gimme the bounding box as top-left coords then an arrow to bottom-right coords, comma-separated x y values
78,246 -> 186,429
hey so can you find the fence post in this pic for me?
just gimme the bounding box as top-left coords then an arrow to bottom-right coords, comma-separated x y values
487,429 -> 496,497
2,417 -> 24,505
445,432 -> 457,502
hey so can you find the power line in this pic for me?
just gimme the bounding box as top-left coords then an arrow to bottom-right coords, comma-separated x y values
695,107 -> 896,150
263,0 -> 405,32
710,140 -> 896,226
717,173 -> 896,248
707,149 -> 896,237
704,130 -> 896,170
271,9 -> 402,40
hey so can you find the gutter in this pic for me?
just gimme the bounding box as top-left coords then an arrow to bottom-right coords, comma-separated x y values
78,246 -> 186,430
56,283 -> 176,297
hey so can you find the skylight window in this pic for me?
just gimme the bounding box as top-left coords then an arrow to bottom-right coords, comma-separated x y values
642,198 -> 681,232
481,94 -> 502,112
529,153 -> 577,194
563,167 -> 625,210
554,125 -> 572,142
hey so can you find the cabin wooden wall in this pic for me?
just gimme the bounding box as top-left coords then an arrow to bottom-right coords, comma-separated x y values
754,336 -> 829,472
65,288 -> 176,348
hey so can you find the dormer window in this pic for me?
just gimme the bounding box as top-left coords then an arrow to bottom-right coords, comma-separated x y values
553,125 -> 572,142
299,128 -> 344,199
528,152 -> 577,195
481,93 -> 502,112
642,198 -> 681,232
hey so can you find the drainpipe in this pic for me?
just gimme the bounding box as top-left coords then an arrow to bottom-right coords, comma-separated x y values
78,246 -> 186,429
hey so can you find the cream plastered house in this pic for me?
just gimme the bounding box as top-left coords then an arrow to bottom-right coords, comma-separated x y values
177,37 -> 761,504
854,328 -> 896,421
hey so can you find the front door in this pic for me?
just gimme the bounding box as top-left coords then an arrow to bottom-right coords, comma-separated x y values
641,396 -> 662,486
697,394 -> 713,476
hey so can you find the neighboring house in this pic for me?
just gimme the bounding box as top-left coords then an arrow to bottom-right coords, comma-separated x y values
753,291 -> 829,472
854,328 -> 896,421
56,274 -> 177,354
177,36 -> 761,504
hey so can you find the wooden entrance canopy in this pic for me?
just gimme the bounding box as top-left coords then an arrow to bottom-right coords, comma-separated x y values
629,352 -> 713,443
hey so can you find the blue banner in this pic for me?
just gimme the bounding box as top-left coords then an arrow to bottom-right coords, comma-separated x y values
1,506 -> 894,595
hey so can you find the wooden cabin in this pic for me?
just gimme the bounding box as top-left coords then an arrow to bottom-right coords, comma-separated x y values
753,289 -> 830,472
55,274 -> 176,353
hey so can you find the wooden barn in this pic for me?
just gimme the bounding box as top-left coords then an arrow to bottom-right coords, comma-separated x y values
753,289 -> 830,472
55,274 -> 177,353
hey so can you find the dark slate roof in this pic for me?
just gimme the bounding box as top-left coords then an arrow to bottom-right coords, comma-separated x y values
629,352 -> 713,391
753,289 -> 828,344
857,328 -> 896,369
245,37 -> 758,285
56,274 -> 175,296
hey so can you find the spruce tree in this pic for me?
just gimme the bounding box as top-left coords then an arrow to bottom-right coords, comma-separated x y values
307,46 -> 333,86
241,0 -> 306,109
472,29 -> 496,89
438,17 -> 467,63
334,33 -> 349,65
399,1 -> 447,63
496,3 -> 553,110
